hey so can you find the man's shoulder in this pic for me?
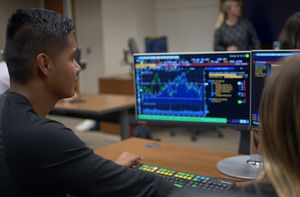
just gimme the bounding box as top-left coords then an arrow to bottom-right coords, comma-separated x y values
3,114 -> 74,148
27,117 -> 71,138
1,92 -> 85,156
32,116 -> 68,132
1,93 -> 76,148
3,113 -> 86,165
20,116 -> 77,146
1,91 -> 70,135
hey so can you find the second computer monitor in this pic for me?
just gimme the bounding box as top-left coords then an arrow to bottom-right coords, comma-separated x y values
145,36 -> 168,53
134,51 -> 251,128
251,50 -> 300,127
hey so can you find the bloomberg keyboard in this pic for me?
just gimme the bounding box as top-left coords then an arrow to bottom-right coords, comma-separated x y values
132,163 -> 235,192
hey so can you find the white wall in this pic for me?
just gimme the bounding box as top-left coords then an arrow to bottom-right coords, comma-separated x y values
101,0 -> 156,76
0,0 -> 42,49
100,0 -> 219,76
0,0 -> 220,93
75,0 -> 156,93
75,0 -> 220,93
155,0 -> 220,52
75,0 -> 104,94
133,0 -> 156,53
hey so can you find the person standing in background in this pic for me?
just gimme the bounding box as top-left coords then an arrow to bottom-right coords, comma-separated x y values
279,12 -> 300,49
214,0 -> 261,51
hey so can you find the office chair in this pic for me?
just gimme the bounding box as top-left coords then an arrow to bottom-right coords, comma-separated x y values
169,126 -> 223,142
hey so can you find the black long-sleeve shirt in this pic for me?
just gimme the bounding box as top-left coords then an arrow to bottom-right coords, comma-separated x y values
0,91 -> 174,196
214,19 -> 261,51
237,182 -> 277,196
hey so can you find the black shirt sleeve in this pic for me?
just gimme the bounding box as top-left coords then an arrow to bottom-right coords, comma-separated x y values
7,119 -> 174,197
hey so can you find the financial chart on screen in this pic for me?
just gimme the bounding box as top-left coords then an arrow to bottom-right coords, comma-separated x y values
252,50 -> 300,127
134,52 -> 251,126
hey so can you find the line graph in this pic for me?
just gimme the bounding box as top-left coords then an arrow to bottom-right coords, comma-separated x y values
136,67 -> 208,117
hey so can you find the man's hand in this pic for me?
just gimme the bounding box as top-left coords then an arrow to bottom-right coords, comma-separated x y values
115,152 -> 143,167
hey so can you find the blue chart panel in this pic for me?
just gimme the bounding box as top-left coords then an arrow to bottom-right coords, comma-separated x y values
136,67 -> 207,117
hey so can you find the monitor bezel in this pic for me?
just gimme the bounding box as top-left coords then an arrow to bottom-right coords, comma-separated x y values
250,49 -> 300,128
133,51 -> 252,129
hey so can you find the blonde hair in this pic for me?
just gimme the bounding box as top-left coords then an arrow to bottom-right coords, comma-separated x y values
215,0 -> 240,29
259,56 -> 300,197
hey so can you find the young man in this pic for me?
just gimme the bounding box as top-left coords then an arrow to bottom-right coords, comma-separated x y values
0,8 -> 173,196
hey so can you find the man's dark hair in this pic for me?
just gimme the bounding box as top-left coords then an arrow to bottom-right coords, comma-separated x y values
4,8 -> 74,83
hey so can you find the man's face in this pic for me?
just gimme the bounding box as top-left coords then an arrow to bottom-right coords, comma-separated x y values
49,34 -> 81,99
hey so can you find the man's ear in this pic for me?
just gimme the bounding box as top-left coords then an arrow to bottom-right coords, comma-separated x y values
36,53 -> 52,77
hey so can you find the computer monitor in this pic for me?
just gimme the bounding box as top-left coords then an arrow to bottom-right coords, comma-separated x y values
217,50 -> 300,180
134,51 -> 251,128
145,36 -> 168,53
251,50 -> 300,128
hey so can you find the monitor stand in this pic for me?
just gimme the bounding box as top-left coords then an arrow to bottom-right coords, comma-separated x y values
217,130 -> 263,179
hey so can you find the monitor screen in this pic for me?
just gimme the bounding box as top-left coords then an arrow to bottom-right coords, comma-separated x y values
134,52 -> 251,127
251,50 -> 300,127
145,36 -> 168,53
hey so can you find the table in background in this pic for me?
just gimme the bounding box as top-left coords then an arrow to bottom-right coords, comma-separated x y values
98,74 -> 134,95
98,74 -> 134,134
51,94 -> 134,139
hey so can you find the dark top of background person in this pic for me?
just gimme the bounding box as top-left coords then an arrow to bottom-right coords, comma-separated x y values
0,7 -> 174,196
279,12 -> 300,49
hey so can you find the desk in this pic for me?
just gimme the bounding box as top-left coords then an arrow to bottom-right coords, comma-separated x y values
98,74 -> 134,95
95,138 -> 245,185
51,94 -> 135,139
98,74 -> 134,134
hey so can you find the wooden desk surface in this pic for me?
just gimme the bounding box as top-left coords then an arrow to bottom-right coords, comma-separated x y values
95,138 -> 245,184
55,94 -> 134,113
